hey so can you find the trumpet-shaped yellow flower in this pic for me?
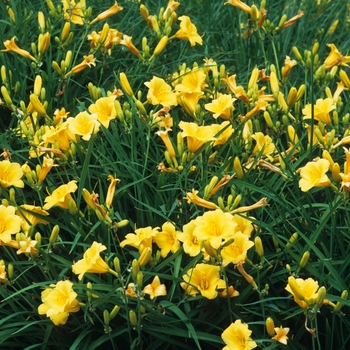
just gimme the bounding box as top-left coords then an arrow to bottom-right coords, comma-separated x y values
211,121 -> 234,146
221,232 -> 255,267
224,0 -> 252,14
205,94 -> 236,120
154,222 -> 181,257
0,160 -> 24,188
120,226 -> 159,252
298,158 -> 331,192
223,74 -> 250,103
174,16 -> 203,46
142,276 -> 167,300
0,205 -> 22,244
43,180 -> 78,210
180,263 -> 226,299
16,204 -> 49,234
65,55 -> 96,77
1,36 -> 36,62
120,35 -> 142,58
272,326 -> 290,345
324,43 -> 350,70
251,132 -> 275,156
232,214 -> 255,237
72,241 -> 110,280
174,68 -> 207,93
145,76 -> 178,107
42,123 -> 76,151
185,189 -> 220,209
38,280 -> 80,325
179,121 -> 217,153
90,2 -> 123,25
88,95 -> 117,128
192,209 -> 237,249
177,220 -> 202,257
38,157 -> 58,185
285,277 -> 320,309
302,98 -> 336,124
62,0 -> 86,25
177,91 -> 205,118
67,111 -> 100,141
221,319 -> 257,350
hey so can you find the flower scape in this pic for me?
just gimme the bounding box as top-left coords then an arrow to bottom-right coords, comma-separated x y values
0,0 -> 349,349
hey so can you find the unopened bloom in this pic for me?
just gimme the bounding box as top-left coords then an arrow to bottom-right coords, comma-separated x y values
145,76 -> 177,107
43,180 -> 78,210
180,263 -> 226,299
324,43 -> 350,70
174,16 -> 203,46
154,221 -> 181,257
285,277 -> 320,309
224,0 -> 252,14
272,326 -> 290,345
204,94 -> 236,120
105,174 -> 120,209
221,319 -> 257,350
38,280 -> 80,325
298,158 -> 331,192
0,205 -> 22,244
1,36 -> 36,62
142,275 -> 167,300
0,160 -> 24,188
72,241 -> 110,280
302,98 -> 336,124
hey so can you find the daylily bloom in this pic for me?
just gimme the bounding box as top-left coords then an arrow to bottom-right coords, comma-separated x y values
38,280 -> 80,325
0,160 -> 24,188
62,0 -> 86,25
16,204 -> 49,234
177,91 -> 205,118
1,36 -> 36,62
231,214 -> 255,237
240,99 -> 269,122
211,121 -> 234,146
251,132 -> 275,156
16,236 -> 38,255
142,276 -> 167,300
272,326 -> 290,345
72,241 -> 110,280
38,157 -> 58,185
185,189 -> 220,209
221,319 -> 257,350
282,56 -> 297,79
179,121 -> 217,153
120,35 -> 142,58
120,226 -> 159,252
285,276 -> 320,309
105,174 -> 120,209
0,205 -> 22,244
88,95 -> 117,128
42,123 -> 76,152
324,43 -> 350,70
280,11 -> 304,30
145,76 -> 178,107
298,158 -> 331,192
154,222 -> 181,257
224,0 -> 252,14
43,180 -> 78,210
67,111 -> 100,140
177,220 -> 202,257
174,16 -> 202,46
302,98 -> 336,124
223,74 -> 250,103
192,209 -> 237,249
65,55 -> 96,77
180,263 -> 226,299
90,2 -> 123,25
163,0 -> 180,18
174,68 -> 207,93
205,94 -> 236,120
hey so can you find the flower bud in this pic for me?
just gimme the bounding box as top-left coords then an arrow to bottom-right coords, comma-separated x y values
1,86 -> 13,106
297,251 -> 310,274
315,286 -> 326,309
286,232 -> 298,249
331,163 -> 341,183
339,69 -> 350,88
120,72 -> 135,98
8,263 -> 14,280
287,276 -> 305,301
333,290 -> 348,313
292,46 -> 303,62
49,225 -> 60,247
254,236 -> 264,259
202,240 -> 217,258
129,310 -> 138,327
61,22 -> 71,42
266,317 -> 275,337
132,259 -> 140,279
138,247 -> 152,267
140,4 -> 149,21
233,156 -> 244,180
109,305 -> 121,320
103,309 -> 110,327
152,36 -> 168,58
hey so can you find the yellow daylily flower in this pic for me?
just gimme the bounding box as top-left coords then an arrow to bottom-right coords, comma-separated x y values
1,36 -> 36,62
222,319 -> 257,350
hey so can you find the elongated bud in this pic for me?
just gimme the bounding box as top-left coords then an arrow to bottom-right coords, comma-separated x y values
103,309 -> 110,327
61,22 -> 71,42
49,225 -> 60,246
132,259 -> 140,279
296,84 -> 305,102
140,4 -> 149,21
333,290 -> 348,313
292,46 -> 303,62
248,67 -> 259,91
152,36 -> 168,58
297,251 -> 310,274
1,86 -> 13,106
29,94 -> 47,116
286,232 -> 298,249
270,71 -> 279,100
312,41 -> 319,56
52,61 -> 62,76
110,305 -> 121,320
287,276 -> 305,301
120,72 -> 135,98
254,236 -> 264,259
250,5 -> 260,22
8,263 -> 14,280
129,310 -> 138,327
38,32 -> 50,55
9,188 -> 16,204
38,11 -> 45,31
1,65 -> 7,83
35,232 -> 42,246
135,100 -> 147,117
86,281 -> 93,302
287,125 -> 299,145
316,286 -> 326,309
113,257 -> 121,275
82,188 -> 97,210
138,247 -> 152,267
331,163 -> 341,183
263,111 -> 274,129
266,317 -> 275,337
202,240 -> 217,258
136,271 -> 143,290
234,156 -> 244,179
287,87 -> 297,107
339,69 -> 350,88
117,219 -> 129,228
34,75 -> 42,96
204,176 -> 219,199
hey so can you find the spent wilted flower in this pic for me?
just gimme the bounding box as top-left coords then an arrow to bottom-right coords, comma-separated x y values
72,241 -> 110,280
154,222 -> 181,258
221,319 -> 257,350
302,98 -> 336,124
324,43 -> 350,70
1,36 -> 37,62
145,76 -> 178,107
298,158 -> 331,192
272,326 -> 290,345
142,276 -> 167,300
0,160 -> 24,188
285,276 -> 320,309
0,205 -> 22,244
43,180 -> 78,210
180,263 -> 226,299
174,16 -> 203,46
38,280 -> 80,325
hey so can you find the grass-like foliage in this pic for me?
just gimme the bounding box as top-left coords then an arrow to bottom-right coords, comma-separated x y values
0,0 -> 350,349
